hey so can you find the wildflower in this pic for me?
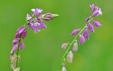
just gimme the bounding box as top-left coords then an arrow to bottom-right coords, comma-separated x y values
12,38 -> 19,45
21,32 -> 27,39
93,21 -> 102,28
83,27 -> 89,40
92,8 -> 102,17
88,23 -> 94,32
79,35 -> 85,45
90,4 -> 94,11
19,42 -> 24,51
70,29 -> 80,36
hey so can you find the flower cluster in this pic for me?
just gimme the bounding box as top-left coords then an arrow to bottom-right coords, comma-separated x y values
60,4 -> 102,71
10,26 -> 26,70
10,8 -> 59,71
26,8 -> 59,33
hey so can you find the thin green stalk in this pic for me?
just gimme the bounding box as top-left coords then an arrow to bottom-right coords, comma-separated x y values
16,38 -> 21,68
58,24 -> 87,71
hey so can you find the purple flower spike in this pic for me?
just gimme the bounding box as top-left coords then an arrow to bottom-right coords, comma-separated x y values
12,38 -> 19,45
32,9 -> 37,17
19,42 -> 24,51
88,23 -> 94,32
83,28 -> 89,40
90,4 -> 94,11
79,35 -> 85,45
73,40 -> 78,52
22,32 -> 27,39
93,21 -> 102,28
70,29 -> 79,36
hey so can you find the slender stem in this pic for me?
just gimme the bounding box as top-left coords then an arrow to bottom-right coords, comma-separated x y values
16,37 -> 21,68
58,24 -> 87,71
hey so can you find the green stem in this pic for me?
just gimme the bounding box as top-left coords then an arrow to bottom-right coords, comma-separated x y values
58,24 -> 87,71
16,38 -> 21,68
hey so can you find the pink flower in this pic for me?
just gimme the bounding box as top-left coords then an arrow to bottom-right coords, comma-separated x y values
22,32 -> 27,39
90,4 -> 94,11
83,28 -> 89,40
79,35 -> 85,45
70,29 -> 79,36
93,21 -> 102,28
19,42 -> 24,51
88,23 -> 94,32
12,38 -> 19,45
92,8 -> 102,17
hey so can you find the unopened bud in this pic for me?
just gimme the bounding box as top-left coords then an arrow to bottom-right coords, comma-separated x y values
73,40 -> 78,52
67,51 -> 73,64
62,58 -> 66,66
51,14 -> 59,18
14,67 -> 20,71
61,66 -> 67,71
61,43 -> 69,50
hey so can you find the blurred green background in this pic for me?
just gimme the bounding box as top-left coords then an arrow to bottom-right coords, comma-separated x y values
0,0 -> 113,71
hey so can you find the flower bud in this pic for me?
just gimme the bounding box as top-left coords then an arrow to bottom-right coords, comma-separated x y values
17,27 -> 22,33
83,27 -> 89,40
12,38 -> 19,45
22,32 -> 27,39
85,18 -> 89,23
18,28 -> 25,34
73,40 -> 78,52
15,33 -> 20,38
61,66 -> 67,71
10,53 -> 17,70
14,67 -> 20,71
79,35 -> 85,45
32,9 -> 37,17
90,4 -> 95,11
88,23 -> 94,32
51,14 -> 59,18
18,55 -> 21,63
93,21 -> 102,28
70,29 -> 79,36
26,13 -> 32,21
62,58 -> 66,66
61,43 -> 69,50
67,51 -> 73,64
19,42 -> 24,51
11,44 -> 18,55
